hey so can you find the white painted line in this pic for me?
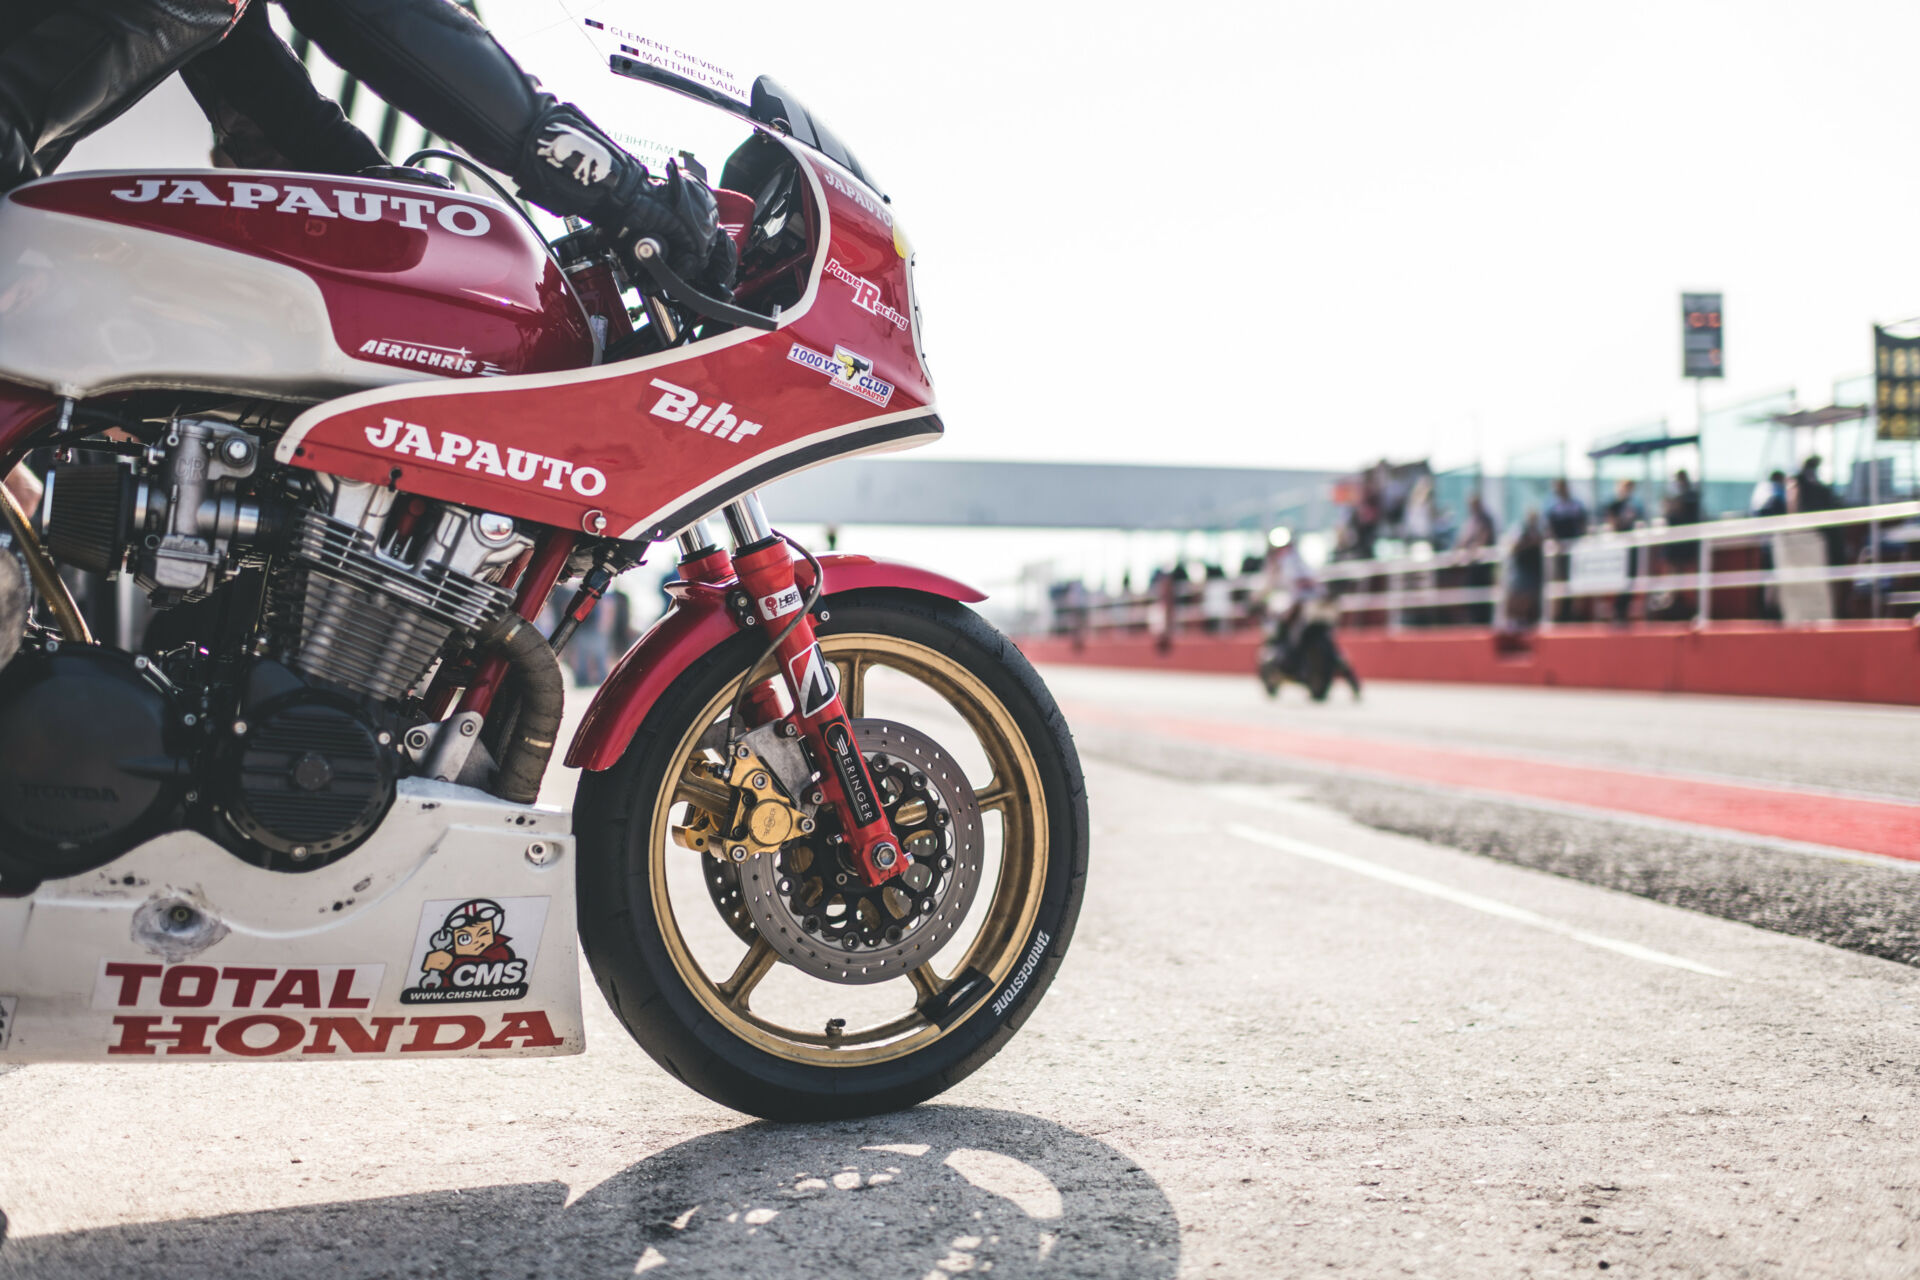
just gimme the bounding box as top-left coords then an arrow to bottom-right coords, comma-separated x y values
1225,822 -> 1731,977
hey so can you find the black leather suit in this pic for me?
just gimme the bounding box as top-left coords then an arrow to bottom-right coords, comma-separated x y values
0,0 -> 725,281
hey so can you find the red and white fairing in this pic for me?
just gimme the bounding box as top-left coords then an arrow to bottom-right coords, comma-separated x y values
276,135 -> 941,540
0,170 -> 595,399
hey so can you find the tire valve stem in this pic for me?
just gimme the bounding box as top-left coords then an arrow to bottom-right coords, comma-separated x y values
825,1018 -> 846,1039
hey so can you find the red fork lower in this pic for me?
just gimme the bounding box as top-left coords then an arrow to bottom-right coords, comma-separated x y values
729,538 -> 904,886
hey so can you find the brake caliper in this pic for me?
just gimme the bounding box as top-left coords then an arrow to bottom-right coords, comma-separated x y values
672,742 -> 815,864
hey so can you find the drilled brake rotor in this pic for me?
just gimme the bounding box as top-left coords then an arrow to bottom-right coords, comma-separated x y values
737,718 -> 984,984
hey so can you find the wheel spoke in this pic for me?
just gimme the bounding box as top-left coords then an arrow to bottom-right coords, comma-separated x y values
834,655 -> 870,719
908,963 -> 944,1003
718,937 -> 779,1009
974,781 -> 1016,811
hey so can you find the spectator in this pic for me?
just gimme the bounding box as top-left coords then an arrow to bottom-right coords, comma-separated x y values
1751,470 -> 1788,517
1457,494 -> 1497,624
1655,469 -> 1703,617
1151,567 -> 1178,653
1663,469 -> 1702,527
1404,476 -> 1439,546
1603,479 -> 1644,623
1789,455 -> 1841,514
1200,564 -> 1231,633
1545,478 -> 1588,541
1603,478 -> 1645,531
1504,512 -> 1546,629
1458,493 -> 1496,552
1788,455 -> 1847,584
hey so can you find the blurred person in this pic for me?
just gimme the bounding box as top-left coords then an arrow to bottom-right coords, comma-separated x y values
1789,456 -> 1847,591
1330,514 -> 1364,561
1604,478 -> 1645,531
1200,564 -> 1231,634
1603,479 -> 1644,623
1404,475 -> 1438,546
1456,493 -> 1497,623
1545,478 -> 1588,541
1061,577 -> 1091,646
1660,466 -> 1701,561
1457,493 -> 1496,552
1151,567 -> 1177,654
1663,470 -> 1701,527
1339,463 -> 1386,560
1257,527 -> 1360,701
1789,455 -> 1840,513
1654,469 -> 1703,618
1543,478 -> 1588,621
1503,512 -> 1546,629
1751,470 -> 1788,517
1747,469 -> 1788,619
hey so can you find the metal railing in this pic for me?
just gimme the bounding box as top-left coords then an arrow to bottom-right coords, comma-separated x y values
1039,501 -> 1920,639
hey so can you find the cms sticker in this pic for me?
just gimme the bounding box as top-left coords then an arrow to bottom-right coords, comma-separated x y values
400,896 -> 549,1005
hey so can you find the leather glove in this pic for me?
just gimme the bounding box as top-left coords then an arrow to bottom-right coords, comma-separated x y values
517,105 -> 730,294
609,160 -> 733,295
701,232 -> 740,302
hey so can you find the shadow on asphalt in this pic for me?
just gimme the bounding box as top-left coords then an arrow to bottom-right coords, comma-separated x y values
0,1106 -> 1179,1279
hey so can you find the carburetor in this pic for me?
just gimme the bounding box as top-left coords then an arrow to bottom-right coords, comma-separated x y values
46,417 -> 272,603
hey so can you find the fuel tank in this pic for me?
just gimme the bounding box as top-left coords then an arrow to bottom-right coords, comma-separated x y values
0,170 -> 596,401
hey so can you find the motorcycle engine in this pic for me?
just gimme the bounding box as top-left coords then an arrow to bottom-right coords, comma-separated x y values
0,645 -> 187,876
0,414 -> 532,888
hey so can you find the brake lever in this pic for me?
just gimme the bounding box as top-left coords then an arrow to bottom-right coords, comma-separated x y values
629,238 -> 781,333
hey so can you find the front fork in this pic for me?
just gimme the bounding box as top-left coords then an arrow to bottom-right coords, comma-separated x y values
680,496 -> 905,888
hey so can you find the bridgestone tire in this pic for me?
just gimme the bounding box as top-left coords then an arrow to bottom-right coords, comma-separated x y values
574,588 -> 1089,1120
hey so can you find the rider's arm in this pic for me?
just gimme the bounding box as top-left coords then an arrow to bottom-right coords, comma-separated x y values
179,4 -> 384,174
273,0 -> 545,178
274,0 -> 628,218
0,0 -> 239,190
273,0 -> 727,279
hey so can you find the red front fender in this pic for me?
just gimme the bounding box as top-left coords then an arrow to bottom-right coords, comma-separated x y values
565,553 -> 986,773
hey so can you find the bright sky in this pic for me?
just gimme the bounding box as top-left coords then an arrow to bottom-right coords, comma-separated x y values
64,0 -> 1920,481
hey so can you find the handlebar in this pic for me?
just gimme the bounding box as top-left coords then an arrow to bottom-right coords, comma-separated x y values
627,238 -> 781,333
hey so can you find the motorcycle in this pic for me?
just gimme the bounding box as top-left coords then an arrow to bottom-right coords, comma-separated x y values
1257,597 -> 1361,702
0,13 -> 1087,1121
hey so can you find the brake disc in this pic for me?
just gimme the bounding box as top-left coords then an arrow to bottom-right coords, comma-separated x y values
739,718 -> 984,985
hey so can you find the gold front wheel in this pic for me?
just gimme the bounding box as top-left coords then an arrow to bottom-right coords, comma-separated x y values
575,590 -> 1088,1120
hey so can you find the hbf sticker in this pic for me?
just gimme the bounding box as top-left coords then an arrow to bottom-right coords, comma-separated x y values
758,585 -> 804,621
400,896 -> 549,1005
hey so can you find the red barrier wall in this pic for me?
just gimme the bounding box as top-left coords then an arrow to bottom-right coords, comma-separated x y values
1017,622 -> 1920,706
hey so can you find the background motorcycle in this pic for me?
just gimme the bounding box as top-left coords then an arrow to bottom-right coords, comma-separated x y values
1258,597 -> 1362,703
0,22 -> 1086,1120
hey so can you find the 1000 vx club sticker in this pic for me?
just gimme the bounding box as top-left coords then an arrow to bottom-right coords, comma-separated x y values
787,342 -> 895,408
400,896 -> 549,1005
